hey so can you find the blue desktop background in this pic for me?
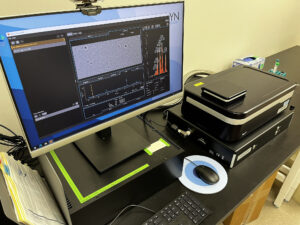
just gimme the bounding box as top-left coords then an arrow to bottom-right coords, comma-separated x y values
0,3 -> 183,150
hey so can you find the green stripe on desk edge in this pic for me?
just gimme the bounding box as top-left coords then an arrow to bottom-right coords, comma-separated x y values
159,138 -> 170,147
50,151 -> 149,204
144,148 -> 152,155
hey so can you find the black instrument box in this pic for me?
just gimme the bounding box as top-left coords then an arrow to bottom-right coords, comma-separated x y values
167,104 -> 294,168
182,66 -> 297,142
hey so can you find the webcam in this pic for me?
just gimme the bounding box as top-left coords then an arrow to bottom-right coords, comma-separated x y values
71,0 -> 102,16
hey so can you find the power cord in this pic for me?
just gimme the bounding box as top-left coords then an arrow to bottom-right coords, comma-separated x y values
108,204 -> 155,225
139,111 -> 168,128
0,124 -> 26,155
0,124 -> 37,167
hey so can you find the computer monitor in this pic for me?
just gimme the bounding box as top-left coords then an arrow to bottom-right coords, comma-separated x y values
0,2 -> 184,165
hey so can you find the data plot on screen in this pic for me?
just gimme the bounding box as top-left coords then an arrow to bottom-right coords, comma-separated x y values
144,28 -> 169,79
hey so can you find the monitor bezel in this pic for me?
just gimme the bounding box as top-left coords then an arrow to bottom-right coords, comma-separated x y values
0,1 -> 184,157
0,1 -> 184,20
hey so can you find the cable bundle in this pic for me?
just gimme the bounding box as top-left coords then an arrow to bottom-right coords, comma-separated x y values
0,124 -> 36,166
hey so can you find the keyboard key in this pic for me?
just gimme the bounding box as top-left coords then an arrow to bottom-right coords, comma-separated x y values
154,217 -> 162,224
192,211 -> 198,216
193,215 -> 204,224
188,213 -> 194,219
203,208 -> 210,214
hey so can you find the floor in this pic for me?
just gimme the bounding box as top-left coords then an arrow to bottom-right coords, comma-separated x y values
248,184 -> 300,225
220,183 -> 300,225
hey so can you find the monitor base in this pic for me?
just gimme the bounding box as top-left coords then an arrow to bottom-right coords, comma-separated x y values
74,121 -> 151,173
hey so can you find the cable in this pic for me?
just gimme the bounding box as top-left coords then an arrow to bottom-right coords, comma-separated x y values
0,124 -> 17,136
109,204 -> 155,225
138,114 -> 182,150
158,69 -> 214,110
0,124 -> 33,164
184,157 -> 199,167
139,112 -> 168,128
0,141 -> 16,146
183,69 -> 214,85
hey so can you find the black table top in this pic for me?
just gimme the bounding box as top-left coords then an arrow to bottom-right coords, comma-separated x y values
115,46 -> 300,225
1,46 -> 299,225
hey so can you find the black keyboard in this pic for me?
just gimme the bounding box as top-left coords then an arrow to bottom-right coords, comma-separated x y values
142,191 -> 211,225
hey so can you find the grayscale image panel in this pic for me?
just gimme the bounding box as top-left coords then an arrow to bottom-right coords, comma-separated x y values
72,35 -> 143,80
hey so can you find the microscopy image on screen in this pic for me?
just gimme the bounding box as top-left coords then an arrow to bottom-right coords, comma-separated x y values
72,35 -> 143,80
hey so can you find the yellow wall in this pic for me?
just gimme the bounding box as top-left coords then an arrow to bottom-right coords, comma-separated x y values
0,0 -> 300,151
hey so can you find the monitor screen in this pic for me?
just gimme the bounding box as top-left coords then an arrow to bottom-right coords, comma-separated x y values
0,2 -> 184,157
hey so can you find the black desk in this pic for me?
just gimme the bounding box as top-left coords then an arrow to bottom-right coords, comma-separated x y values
1,46 -> 299,225
115,46 -> 300,225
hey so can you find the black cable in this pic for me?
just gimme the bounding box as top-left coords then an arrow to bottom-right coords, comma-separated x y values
140,70 -> 209,128
0,124 -> 17,136
139,110 -> 168,128
145,115 -> 167,128
155,71 -> 213,111
184,157 -> 199,167
108,204 -> 155,225
138,114 -> 182,151
0,142 -> 15,146
0,124 -> 32,164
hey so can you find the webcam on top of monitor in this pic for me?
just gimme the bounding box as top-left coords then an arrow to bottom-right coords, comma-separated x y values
71,0 -> 102,16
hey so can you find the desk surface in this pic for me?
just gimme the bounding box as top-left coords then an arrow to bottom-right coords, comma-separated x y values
116,46 -> 300,225
1,46 -> 299,225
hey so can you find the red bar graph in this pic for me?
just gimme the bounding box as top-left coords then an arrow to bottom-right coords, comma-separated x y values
154,47 -> 167,76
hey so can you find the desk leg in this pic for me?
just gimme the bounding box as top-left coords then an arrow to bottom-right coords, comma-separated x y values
285,170 -> 300,201
274,150 -> 300,207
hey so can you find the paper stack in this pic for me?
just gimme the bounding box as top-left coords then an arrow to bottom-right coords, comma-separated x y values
0,152 -> 66,225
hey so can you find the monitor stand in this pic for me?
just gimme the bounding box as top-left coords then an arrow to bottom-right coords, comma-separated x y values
73,121 -> 151,173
